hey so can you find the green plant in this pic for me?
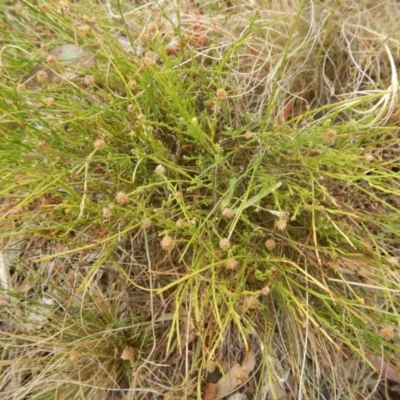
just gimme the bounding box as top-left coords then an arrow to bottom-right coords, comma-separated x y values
1,1 -> 400,399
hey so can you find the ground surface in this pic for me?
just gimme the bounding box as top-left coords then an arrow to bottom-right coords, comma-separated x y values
1,1 -> 400,399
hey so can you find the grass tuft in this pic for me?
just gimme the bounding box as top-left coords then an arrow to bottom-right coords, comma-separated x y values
1,0 -> 400,399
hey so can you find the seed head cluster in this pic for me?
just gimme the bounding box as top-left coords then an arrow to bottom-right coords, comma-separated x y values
264,239 -> 276,250
44,97 -> 55,107
139,32 -> 150,44
94,138 -> 106,150
37,140 -> 46,150
216,88 -> 227,101
115,191 -> 129,205
226,258 -> 239,270
102,207 -> 111,218
155,164 -> 166,175
364,152 -> 374,162
137,113 -> 145,122
79,24 -> 91,36
174,191 -> 183,199
146,22 -> 158,35
46,54 -> 57,64
84,75 -> 95,86
14,3 -> 23,15
386,256 -> 399,266
36,70 -> 48,82
380,325 -> 395,340
141,219 -> 152,229
219,238 -> 231,250
246,296 -> 260,309
161,235 -> 175,251
234,368 -> 249,384
69,350 -> 79,362
276,217 -> 288,231
130,79 -> 137,90
142,51 -> 155,67
261,285 -> 270,296
323,128 -> 337,143
58,0 -> 70,13
222,207 -> 234,218
176,218 -> 185,228
244,130 -> 253,139
121,346 -> 134,360
205,359 -> 216,373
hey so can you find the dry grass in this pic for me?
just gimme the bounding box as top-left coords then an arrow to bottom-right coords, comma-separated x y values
1,0 -> 400,399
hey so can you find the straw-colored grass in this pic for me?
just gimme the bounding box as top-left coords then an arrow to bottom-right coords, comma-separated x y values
1,1 -> 400,399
